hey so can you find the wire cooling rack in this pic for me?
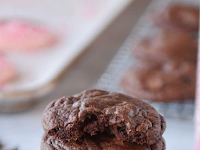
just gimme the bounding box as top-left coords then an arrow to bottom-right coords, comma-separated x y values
95,0 -> 198,120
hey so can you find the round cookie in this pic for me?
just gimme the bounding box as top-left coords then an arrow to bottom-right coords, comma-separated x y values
0,55 -> 16,85
121,61 -> 196,102
133,30 -> 197,63
42,89 -> 166,145
0,20 -> 57,52
153,4 -> 199,31
41,134 -> 166,150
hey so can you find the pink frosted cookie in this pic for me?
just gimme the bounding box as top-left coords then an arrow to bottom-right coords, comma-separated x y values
0,20 -> 57,52
0,55 -> 16,85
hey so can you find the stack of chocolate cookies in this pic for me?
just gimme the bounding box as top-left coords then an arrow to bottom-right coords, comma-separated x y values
41,89 -> 166,150
121,3 -> 199,102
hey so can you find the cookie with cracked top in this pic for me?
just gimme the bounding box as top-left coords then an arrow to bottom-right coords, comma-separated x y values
41,133 -> 166,150
121,61 -> 196,102
42,89 -> 166,145
133,30 -> 197,63
153,4 -> 199,31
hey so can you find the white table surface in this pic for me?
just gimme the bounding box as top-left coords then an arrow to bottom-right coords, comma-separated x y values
0,0 -> 195,149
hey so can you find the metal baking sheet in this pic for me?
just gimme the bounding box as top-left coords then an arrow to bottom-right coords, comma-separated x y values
0,0 -> 133,112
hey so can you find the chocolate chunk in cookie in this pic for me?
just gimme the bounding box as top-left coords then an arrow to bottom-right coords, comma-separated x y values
153,4 -> 199,31
42,89 -> 166,145
133,30 -> 197,63
121,61 -> 196,101
41,133 -> 165,150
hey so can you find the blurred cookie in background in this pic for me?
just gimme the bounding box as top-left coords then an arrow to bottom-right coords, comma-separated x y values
153,4 -> 199,32
120,61 -> 196,102
0,20 -> 58,52
133,30 -> 197,63
0,55 -> 16,86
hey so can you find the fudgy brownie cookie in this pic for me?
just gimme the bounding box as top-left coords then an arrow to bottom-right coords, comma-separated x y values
133,30 -> 197,63
153,4 -> 199,31
42,89 -> 166,145
41,133 -> 165,150
121,61 -> 196,101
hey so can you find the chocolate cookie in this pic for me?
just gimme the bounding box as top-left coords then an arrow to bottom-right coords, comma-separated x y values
121,61 -> 196,101
133,30 -> 197,63
153,4 -> 199,31
41,133 -> 165,150
42,89 -> 166,145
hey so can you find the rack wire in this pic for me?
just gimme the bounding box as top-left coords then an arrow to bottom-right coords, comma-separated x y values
96,0 -> 198,119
